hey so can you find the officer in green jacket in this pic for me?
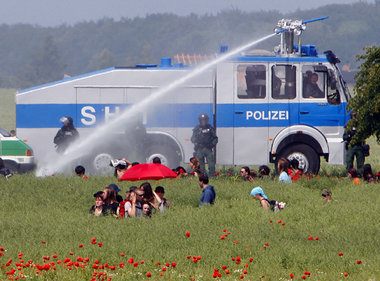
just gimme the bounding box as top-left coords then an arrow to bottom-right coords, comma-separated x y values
343,112 -> 364,176
191,114 -> 218,176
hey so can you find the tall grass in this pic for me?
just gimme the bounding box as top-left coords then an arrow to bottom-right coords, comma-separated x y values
0,175 -> 379,280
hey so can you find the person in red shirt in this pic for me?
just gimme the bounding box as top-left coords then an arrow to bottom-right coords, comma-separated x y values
75,165 -> 88,179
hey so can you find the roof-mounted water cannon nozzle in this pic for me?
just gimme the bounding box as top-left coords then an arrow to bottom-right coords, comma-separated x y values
274,17 -> 328,56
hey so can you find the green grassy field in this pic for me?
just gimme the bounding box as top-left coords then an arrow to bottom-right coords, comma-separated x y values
0,175 -> 379,280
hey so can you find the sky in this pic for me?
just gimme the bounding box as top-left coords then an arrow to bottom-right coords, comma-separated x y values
0,0 -> 375,26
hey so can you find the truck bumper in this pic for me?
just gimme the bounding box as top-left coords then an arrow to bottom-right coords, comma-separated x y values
18,163 -> 37,173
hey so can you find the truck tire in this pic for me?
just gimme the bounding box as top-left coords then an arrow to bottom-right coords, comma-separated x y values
90,153 -> 114,175
146,145 -> 180,169
277,144 -> 320,174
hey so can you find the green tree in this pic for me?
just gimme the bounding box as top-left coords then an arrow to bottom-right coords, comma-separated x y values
347,46 -> 380,143
21,35 -> 66,87
87,48 -> 115,71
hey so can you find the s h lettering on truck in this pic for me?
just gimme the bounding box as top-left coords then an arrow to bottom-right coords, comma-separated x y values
16,17 -> 350,174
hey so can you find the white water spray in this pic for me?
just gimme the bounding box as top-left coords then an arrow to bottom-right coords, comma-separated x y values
36,33 -> 275,177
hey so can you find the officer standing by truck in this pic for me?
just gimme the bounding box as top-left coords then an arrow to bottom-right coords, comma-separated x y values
191,113 -> 218,176
54,116 -> 79,153
343,112 -> 364,176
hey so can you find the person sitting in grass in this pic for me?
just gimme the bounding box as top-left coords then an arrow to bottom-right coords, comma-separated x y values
189,157 -> 203,176
89,191 -> 106,216
321,189 -> 332,202
108,184 -> 123,203
289,159 -> 303,182
258,165 -> 270,179
198,174 -> 216,206
102,187 -> 120,216
250,186 -> 286,211
155,186 -> 171,211
140,182 -> 161,210
277,158 -> 292,183
142,201 -> 152,218
124,189 -> 144,218
240,166 -> 254,182
75,165 -> 88,179
362,164 -> 375,183
348,168 -> 361,185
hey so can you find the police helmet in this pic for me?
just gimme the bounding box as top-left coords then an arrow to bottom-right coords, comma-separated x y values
198,113 -> 209,123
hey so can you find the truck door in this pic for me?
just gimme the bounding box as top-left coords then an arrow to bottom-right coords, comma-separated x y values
299,65 -> 346,138
233,64 -> 269,165
268,64 -> 298,144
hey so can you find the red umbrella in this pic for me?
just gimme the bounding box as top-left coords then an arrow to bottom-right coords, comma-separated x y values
119,163 -> 178,181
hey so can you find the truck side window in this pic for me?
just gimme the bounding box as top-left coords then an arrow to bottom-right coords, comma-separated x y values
271,65 -> 296,99
237,65 -> 266,99
327,69 -> 341,105
302,66 -> 325,99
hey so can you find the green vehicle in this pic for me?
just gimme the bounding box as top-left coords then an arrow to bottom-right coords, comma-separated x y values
0,128 -> 35,173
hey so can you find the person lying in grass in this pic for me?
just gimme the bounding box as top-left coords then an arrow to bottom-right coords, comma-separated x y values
250,186 -> 286,211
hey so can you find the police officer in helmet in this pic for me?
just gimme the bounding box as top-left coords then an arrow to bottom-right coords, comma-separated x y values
191,113 -> 218,176
54,116 -> 79,153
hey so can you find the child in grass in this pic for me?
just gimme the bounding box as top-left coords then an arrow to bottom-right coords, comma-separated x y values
75,165 -> 88,179
362,164 -> 375,183
277,158 -> 292,183
348,168 -> 361,184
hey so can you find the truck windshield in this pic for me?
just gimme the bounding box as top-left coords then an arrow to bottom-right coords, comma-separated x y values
0,128 -> 11,137
334,64 -> 351,101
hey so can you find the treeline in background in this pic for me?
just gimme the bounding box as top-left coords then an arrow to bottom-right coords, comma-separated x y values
0,2 -> 379,89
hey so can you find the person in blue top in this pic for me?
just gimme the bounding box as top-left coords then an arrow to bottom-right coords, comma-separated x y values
198,174 -> 215,206
277,158 -> 292,183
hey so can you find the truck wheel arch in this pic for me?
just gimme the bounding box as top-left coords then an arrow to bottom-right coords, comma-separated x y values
270,125 -> 329,162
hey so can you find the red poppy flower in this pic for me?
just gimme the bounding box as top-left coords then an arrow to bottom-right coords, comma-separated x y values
185,232 -> 191,238
269,220 -> 272,223
225,270 -> 230,274
146,272 -> 152,277
162,267 -> 167,271
187,255 -> 191,259
240,275 -> 244,279
220,236 -> 225,240
243,270 -> 248,274
128,258 -> 134,264
265,242 -> 269,246
302,275 -> 306,279
304,271 -> 310,275
338,252 -> 343,256
307,236 -> 313,240
344,273 -> 348,277
171,262 -> 177,268
78,244 -> 83,248
282,223 -> 286,226
98,243 -> 103,247
223,229 -> 226,232
41,241 -> 46,244
141,260 -> 144,264
278,220 -> 282,223
222,265 -> 227,270
133,262 -> 138,267
315,237 -> 319,240
290,273 -> 294,278
69,252 -> 74,256
120,253 -> 125,257
249,258 -> 253,262
165,263 -> 170,267
52,255 -> 58,258
356,260 -> 362,264
196,256 -> 202,260
234,240 -> 239,244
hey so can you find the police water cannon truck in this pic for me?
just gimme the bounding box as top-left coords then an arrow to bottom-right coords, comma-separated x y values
16,17 -> 350,174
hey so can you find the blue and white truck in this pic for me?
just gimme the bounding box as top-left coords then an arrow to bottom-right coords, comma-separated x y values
16,18 -> 350,174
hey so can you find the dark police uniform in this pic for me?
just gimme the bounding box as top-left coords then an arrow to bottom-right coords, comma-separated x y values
191,114 -> 218,175
54,116 -> 79,153
343,125 -> 364,175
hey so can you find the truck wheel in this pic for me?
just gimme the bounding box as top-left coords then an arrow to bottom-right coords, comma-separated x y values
91,153 -> 114,175
277,144 -> 320,174
146,145 -> 180,168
